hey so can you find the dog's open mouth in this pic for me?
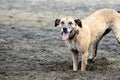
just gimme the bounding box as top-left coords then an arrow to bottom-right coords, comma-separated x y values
61,29 -> 79,40
61,32 -> 70,40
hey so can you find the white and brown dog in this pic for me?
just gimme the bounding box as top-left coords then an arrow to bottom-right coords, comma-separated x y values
55,9 -> 120,71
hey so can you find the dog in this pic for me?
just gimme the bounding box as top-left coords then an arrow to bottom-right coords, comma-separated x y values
55,9 -> 120,71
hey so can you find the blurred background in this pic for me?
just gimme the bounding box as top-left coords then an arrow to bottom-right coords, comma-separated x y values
0,0 -> 120,27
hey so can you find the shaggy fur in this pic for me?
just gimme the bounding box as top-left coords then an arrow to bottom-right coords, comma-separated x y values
55,9 -> 120,71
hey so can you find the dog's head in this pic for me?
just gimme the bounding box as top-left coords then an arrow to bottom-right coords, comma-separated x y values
55,16 -> 82,40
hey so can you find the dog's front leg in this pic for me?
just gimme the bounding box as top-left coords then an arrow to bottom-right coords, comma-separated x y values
71,49 -> 78,71
81,51 -> 88,71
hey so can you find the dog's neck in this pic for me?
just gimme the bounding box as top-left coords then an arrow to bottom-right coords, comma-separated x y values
68,29 -> 79,40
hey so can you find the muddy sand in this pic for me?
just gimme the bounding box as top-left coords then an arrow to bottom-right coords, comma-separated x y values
0,0 -> 120,80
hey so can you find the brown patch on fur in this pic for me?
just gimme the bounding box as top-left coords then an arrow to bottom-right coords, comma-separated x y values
55,19 -> 60,27
74,19 -> 82,27
117,11 -> 120,13
71,48 -> 79,53
69,29 -> 79,40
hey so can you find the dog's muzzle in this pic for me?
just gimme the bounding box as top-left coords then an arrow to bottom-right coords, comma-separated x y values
61,28 -> 79,40
61,28 -> 70,40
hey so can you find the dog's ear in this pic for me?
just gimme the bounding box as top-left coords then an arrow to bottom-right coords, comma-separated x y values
55,19 -> 60,27
74,19 -> 82,27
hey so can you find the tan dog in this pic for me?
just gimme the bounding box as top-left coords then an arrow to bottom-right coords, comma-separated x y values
55,9 -> 120,71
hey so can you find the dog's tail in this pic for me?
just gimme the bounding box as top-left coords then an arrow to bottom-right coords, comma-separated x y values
117,10 -> 120,13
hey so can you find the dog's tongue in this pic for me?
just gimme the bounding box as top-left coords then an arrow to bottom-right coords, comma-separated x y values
62,33 -> 69,40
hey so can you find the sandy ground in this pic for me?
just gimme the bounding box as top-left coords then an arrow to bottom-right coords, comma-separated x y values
0,0 -> 120,80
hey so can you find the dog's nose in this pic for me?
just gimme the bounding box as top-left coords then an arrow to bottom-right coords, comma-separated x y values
63,27 -> 67,32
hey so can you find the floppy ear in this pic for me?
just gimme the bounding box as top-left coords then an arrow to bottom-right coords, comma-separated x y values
74,19 -> 82,27
55,19 -> 60,27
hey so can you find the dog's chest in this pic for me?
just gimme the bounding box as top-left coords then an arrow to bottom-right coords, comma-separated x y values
68,42 -> 82,52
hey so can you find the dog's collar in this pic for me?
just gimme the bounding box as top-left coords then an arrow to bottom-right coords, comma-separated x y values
69,29 -> 79,40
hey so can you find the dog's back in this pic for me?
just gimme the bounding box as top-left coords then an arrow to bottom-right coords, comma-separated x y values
84,9 -> 120,44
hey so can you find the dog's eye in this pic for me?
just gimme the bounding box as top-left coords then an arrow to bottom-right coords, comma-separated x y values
69,22 -> 73,25
61,21 -> 64,24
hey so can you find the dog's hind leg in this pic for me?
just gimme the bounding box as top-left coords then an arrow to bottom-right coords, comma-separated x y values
89,29 -> 111,60
88,43 -> 98,60
112,21 -> 120,43
71,49 -> 79,71
112,29 -> 120,44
